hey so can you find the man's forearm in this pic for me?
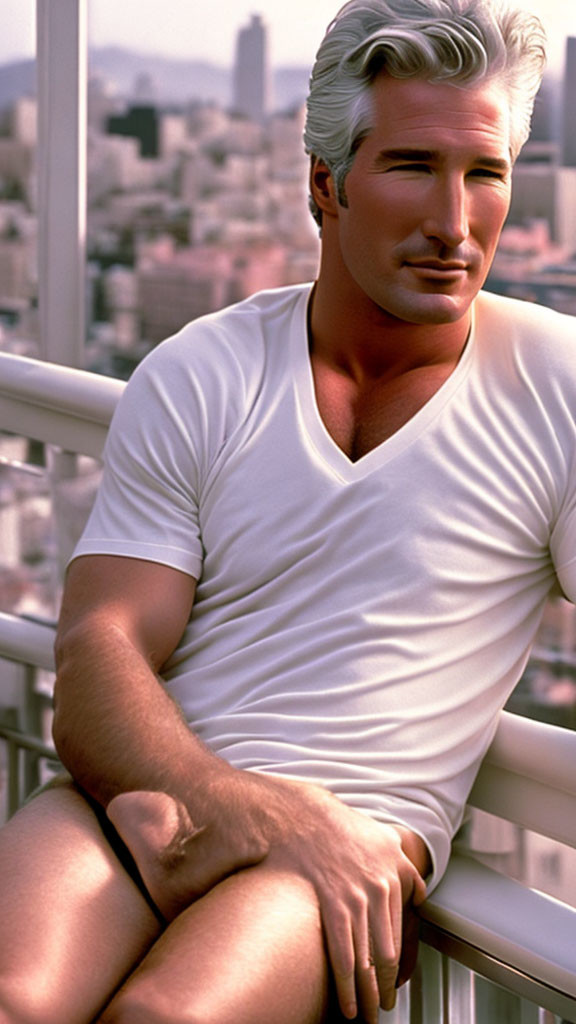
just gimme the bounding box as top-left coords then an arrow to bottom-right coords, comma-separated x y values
53,617 -> 230,810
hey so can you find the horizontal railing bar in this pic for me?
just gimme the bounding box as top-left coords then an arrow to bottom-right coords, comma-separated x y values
0,612 -> 56,671
0,352 -> 123,426
469,712 -> 576,848
0,725 -> 56,759
478,712 -> 576,795
0,353 -> 122,457
0,455 -> 46,476
0,394 -> 109,459
470,764 -> 576,848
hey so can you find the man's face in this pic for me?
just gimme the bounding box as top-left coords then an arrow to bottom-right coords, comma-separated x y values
328,74 -> 513,326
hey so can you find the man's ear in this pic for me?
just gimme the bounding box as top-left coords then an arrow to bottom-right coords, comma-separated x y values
309,156 -> 340,218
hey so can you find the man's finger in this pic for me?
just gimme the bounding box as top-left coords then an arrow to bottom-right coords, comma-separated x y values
369,876 -> 403,1012
397,902 -> 421,989
354,935 -> 381,1024
321,902 -> 358,1021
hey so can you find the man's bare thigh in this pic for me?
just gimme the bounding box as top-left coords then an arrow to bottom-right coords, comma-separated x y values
101,857 -> 344,1024
0,779 -> 162,1024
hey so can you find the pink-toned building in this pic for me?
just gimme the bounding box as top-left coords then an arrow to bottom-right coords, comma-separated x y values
137,239 -> 293,345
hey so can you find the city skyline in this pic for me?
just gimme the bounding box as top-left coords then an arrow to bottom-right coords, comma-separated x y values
2,0 -> 576,72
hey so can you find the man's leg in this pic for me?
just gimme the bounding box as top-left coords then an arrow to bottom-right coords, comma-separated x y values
0,781 -> 163,1024
99,859 -> 341,1024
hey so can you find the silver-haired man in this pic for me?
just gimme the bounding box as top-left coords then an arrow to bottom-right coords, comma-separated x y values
1,2 -> 572,1023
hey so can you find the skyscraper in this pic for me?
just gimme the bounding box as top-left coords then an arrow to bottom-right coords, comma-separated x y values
562,37 -> 576,167
233,14 -> 271,124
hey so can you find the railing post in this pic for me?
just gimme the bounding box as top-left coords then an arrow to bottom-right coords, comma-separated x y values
446,959 -> 474,1023
22,663 -> 43,796
36,0 -> 87,368
411,944 -> 446,1024
0,707 -> 21,820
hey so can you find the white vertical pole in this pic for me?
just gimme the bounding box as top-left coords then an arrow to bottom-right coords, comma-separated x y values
36,0 -> 87,367
413,945 -> 446,1024
446,959 -> 474,1024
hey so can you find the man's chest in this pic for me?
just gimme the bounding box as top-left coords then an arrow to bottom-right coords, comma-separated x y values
310,359 -> 458,462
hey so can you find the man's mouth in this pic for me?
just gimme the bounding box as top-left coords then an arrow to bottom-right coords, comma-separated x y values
403,259 -> 470,282
405,259 -> 468,272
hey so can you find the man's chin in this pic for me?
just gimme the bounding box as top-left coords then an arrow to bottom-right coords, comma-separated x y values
385,291 -> 476,326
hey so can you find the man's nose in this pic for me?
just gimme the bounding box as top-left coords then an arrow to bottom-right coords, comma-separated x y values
422,177 -> 469,248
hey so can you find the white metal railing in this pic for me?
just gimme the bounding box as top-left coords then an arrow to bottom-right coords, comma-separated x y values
0,352 -> 575,1022
0,611 -> 58,817
0,612 -> 55,671
421,712 -> 576,1020
468,711 -> 576,848
37,0 -> 87,367
0,350 -> 123,457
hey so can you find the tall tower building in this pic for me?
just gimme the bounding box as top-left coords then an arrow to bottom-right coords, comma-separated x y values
562,37 -> 576,167
233,14 -> 271,124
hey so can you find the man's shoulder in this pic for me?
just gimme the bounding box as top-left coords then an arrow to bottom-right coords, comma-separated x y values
473,292 -> 576,427
475,290 -> 575,370
157,282 -> 312,359
476,289 -> 575,340
116,283 -> 312,430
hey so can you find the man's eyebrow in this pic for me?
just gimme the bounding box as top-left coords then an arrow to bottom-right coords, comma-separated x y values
375,148 -> 436,163
374,148 -> 511,172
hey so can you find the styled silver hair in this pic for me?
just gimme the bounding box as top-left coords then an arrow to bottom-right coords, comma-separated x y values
304,0 -> 547,226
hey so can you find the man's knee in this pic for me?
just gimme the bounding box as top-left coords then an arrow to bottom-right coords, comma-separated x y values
100,973 -> 330,1024
100,990 -> 190,1024
101,981 -> 244,1024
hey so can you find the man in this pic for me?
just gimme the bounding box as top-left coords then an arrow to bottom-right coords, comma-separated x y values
0,1 -> 571,1022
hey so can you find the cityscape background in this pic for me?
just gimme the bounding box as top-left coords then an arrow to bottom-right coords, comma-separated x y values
0,5 -> 576,911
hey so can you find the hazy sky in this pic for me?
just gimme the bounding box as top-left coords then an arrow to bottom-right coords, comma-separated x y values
2,0 -> 576,71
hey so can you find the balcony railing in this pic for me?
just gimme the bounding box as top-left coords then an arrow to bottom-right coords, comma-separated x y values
0,350 -> 575,1023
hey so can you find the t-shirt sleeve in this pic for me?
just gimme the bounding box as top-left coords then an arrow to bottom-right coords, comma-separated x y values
71,341 -> 207,579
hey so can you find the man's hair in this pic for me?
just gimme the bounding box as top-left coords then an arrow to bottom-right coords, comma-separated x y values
304,0 -> 547,226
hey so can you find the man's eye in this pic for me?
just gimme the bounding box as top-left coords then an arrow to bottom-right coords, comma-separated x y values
469,168 -> 506,180
389,163 -> 431,172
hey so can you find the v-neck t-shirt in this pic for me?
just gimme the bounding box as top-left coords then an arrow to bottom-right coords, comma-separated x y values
73,283 -> 576,889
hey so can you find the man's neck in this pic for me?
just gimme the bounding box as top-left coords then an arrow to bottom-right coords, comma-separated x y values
308,273 -> 472,385
306,272 -> 474,461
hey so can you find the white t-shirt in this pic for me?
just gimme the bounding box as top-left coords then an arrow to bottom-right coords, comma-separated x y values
73,284 -> 576,889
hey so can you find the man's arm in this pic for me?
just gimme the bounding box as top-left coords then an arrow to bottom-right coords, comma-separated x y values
54,553 -> 204,805
53,553 -> 429,1024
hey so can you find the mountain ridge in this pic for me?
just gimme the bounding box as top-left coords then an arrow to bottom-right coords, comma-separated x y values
0,49 -> 311,113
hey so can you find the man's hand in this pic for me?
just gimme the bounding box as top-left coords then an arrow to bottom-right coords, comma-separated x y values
108,772 -> 428,1024
248,776 -> 428,1023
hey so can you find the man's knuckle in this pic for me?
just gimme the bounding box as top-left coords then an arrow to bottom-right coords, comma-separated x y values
361,960 -> 379,978
375,877 -> 393,901
350,892 -> 369,918
375,951 -> 397,971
